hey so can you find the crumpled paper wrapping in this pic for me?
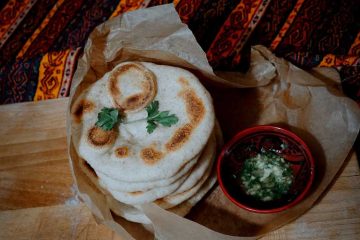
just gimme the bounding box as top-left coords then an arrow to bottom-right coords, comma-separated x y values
66,4 -> 360,240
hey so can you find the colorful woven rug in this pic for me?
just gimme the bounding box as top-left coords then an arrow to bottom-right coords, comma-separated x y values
0,0 -> 359,104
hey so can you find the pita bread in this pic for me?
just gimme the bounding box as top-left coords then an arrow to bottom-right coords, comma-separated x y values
96,155 -> 199,192
166,133 -> 216,195
155,149 -> 215,208
168,169 -> 217,217
101,132 -> 215,205
98,131 -> 214,193
71,62 -> 215,182
71,61 -> 218,225
105,130 -> 219,224
78,139 -> 217,225
107,167 -> 217,225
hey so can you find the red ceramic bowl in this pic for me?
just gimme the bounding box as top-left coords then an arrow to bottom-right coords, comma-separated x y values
217,125 -> 315,213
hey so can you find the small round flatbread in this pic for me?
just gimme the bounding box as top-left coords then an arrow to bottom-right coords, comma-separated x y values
168,169 -> 217,216
107,167 -> 217,224
71,62 -> 215,182
155,149 -> 215,209
103,133 -> 216,205
96,154 -> 199,192
105,129 -> 219,225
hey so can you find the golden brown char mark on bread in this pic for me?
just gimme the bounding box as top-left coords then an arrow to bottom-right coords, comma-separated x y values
128,191 -> 144,196
109,75 -> 121,106
124,93 -> 148,111
88,126 -> 116,147
165,78 -> 206,152
115,146 -> 129,158
140,147 -> 164,165
182,89 -> 205,124
178,77 -> 190,86
72,99 -> 95,123
178,77 -> 205,125
154,198 -> 167,205
166,124 -> 193,151
109,62 -> 157,112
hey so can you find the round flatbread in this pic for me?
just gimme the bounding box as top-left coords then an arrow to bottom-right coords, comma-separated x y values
107,168 -> 217,225
71,62 -> 215,182
103,132 -> 216,205
155,150 -> 215,209
96,154 -> 199,192
168,169 -> 217,217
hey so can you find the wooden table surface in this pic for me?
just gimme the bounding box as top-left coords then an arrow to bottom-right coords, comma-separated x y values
0,98 -> 359,240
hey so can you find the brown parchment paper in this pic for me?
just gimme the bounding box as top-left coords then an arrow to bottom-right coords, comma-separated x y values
66,4 -> 360,240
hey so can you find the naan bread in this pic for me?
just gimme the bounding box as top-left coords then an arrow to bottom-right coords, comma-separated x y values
71,61 -> 218,225
168,169 -> 217,217
77,130 -> 218,224
99,131 -> 214,193
97,155 -> 199,192
78,141 -> 217,225
71,62 -> 215,182
102,132 -> 215,205
155,147 -> 215,208
107,168 -> 217,225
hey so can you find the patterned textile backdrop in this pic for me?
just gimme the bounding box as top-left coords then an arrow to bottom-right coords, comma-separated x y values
0,0 -> 359,104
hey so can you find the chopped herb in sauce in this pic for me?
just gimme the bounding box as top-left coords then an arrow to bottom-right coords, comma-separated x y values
238,152 -> 293,201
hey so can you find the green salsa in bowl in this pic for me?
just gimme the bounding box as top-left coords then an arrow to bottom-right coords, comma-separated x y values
239,152 -> 294,202
217,125 -> 315,213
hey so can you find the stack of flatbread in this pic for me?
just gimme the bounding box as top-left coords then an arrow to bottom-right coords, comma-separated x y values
71,62 -> 218,224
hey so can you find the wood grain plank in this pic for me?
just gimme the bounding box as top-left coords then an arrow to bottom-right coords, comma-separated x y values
261,153 -> 360,240
0,99 -> 73,210
0,203 -> 123,240
0,158 -> 74,210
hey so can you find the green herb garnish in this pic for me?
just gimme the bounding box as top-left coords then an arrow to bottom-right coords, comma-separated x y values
95,107 -> 120,131
95,101 -> 178,133
239,152 -> 293,201
145,100 -> 179,134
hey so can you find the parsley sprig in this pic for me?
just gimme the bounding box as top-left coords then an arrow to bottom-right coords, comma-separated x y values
95,101 -> 178,134
145,101 -> 179,133
95,107 -> 120,131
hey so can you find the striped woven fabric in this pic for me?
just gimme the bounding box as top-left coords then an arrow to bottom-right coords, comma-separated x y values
0,0 -> 359,104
